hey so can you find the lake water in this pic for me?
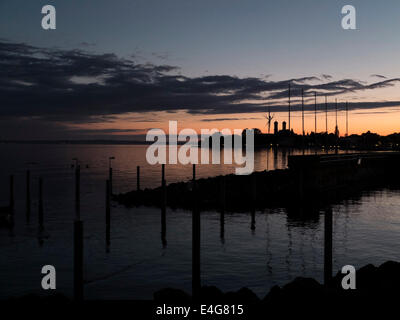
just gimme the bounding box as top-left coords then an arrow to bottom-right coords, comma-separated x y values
0,144 -> 399,299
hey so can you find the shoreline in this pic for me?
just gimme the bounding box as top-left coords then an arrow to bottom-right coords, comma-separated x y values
115,152 -> 400,216
2,260 -> 399,316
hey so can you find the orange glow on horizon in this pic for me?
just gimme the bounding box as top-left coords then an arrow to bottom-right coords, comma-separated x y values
66,106 -> 400,138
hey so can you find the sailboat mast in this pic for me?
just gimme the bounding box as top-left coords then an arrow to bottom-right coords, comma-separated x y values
302,88 -> 304,136
288,83 -> 291,131
325,95 -> 328,134
335,99 -> 338,128
346,101 -> 348,136
314,92 -> 317,133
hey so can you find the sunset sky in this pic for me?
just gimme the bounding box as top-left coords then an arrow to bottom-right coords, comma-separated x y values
1,0 -> 400,139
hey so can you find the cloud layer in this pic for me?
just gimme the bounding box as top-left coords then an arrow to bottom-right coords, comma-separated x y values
1,40 -> 400,138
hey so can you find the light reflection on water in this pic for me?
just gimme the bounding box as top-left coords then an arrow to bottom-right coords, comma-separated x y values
0,144 -> 399,299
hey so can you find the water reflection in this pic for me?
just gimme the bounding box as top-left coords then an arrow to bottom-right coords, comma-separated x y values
0,144 -> 399,300
265,214 -> 273,276
251,210 -> 256,233
219,211 -> 225,244
161,207 -> 167,248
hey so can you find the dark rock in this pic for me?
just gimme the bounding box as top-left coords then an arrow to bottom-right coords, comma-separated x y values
262,285 -> 281,303
224,287 -> 259,304
376,260 -> 400,291
356,263 -> 378,291
199,286 -> 224,302
281,277 -> 322,295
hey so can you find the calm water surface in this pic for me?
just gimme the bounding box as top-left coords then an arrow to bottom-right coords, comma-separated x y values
0,144 -> 399,299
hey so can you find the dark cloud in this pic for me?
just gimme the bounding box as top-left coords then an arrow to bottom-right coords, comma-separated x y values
70,128 -> 146,134
321,74 -> 333,80
201,117 -> 262,122
192,100 -> 400,115
0,117 -> 148,140
1,40 -> 400,138
370,74 -> 387,79
353,110 -> 391,115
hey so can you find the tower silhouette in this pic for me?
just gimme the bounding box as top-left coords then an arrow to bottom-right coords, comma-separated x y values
335,99 -> 339,137
301,89 -> 305,136
325,95 -> 328,134
346,101 -> 349,137
288,83 -> 291,131
314,92 -> 317,133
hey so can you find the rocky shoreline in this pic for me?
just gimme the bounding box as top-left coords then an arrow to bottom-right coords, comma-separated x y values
114,153 -> 400,216
3,261 -> 400,316
155,260 -> 400,304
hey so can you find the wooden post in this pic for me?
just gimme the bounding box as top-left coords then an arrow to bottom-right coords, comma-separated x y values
73,161 -> 84,300
9,175 -> 14,213
162,164 -> 166,207
220,176 -> 225,240
74,219 -> 84,301
109,167 -> 113,195
137,166 -> 140,191
161,164 -> 165,186
106,180 -> 111,247
324,207 -> 333,286
252,174 -> 256,203
251,174 -> 256,231
161,164 -> 167,247
38,178 -> 44,230
26,170 -> 31,222
75,165 -> 80,220
161,207 -> 167,247
251,212 -> 255,231
192,164 -> 201,300
8,175 -> 15,229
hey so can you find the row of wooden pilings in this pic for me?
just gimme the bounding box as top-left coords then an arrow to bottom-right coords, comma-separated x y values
73,163 -> 142,301
72,163 -> 195,301
4,173 -> 44,230
77,163 -> 333,301
3,163 -> 333,301
3,163 -> 139,301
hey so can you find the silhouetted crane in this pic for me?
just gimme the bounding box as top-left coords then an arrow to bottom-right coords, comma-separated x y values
264,107 -> 274,134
